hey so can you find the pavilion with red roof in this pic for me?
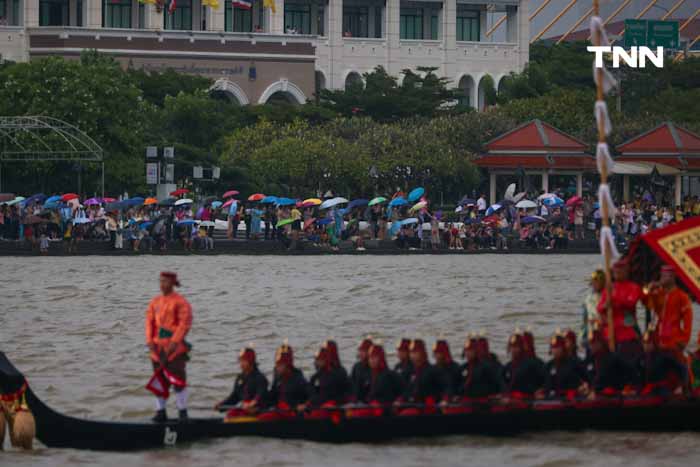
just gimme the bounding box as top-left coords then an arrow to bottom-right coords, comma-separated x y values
475,119 -> 596,203
616,122 -> 700,205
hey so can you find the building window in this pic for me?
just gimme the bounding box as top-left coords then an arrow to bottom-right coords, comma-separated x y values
139,2 -> 145,28
400,8 -> 423,40
103,0 -> 132,29
284,3 -> 310,34
225,3 -> 252,32
456,9 -> 479,41
316,5 -> 324,36
374,6 -> 382,38
39,0 -> 69,26
343,6 -> 368,38
430,13 -> 438,40
164,0 -> 192,30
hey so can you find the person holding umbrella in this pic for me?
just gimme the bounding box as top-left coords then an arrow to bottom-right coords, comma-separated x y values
145,272 -> 193,422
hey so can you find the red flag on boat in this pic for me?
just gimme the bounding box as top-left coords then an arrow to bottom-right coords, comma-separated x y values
627,216 -> 700,302
233,0 -> 252,9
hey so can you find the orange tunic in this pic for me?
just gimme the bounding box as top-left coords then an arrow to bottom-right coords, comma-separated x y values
145,291 -> 193,362
645,286 -> 693,351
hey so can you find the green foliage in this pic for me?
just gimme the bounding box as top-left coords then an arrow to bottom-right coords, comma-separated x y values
128,68 -> 213,107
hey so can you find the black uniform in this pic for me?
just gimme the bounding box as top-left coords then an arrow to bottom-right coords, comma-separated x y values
366,369 -> 405,404
308,366 -> 350,406
503,357 -> 547,395
543,357 -> 585,396
637,351 -> 686,393
436,361 -> 463,397
221,367 -> 269,406
459,360 -> 505,398
394,360 -> 414,384
268,367 -> 308,407
350,361 -> 372,402
585,352 -> 635,393
404,363 -> 448,402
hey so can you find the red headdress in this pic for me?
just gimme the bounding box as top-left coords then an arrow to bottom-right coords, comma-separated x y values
549,334 -> 565,354
522,329 -> 536,357
433,339 -> 453,363
323,340 -> 341,368
239,345 -> 256,365
369,344 -> 387,373
396,338 -> 411,353
275,341 -> 294,367
564,329 -> 577,348
409,339 -> 427,361
160,271 -> 181,287
476,335 -> 490,361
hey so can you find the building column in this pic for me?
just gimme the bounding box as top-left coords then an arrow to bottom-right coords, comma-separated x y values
85,0 -> 102,28
327,0 -> 343,88
69,0 -> 78,25
517,0 -> 529,70
479,5 -> 487,41
489,172 -> 497,205
209,1 -> 225,32
24,0 -> 38,27
267,0 -> 283,33
385,0 -> 400,76
542,171 -> 549,193
442,0 -> 456,79
623,175 -> 630,202
675,174 -> 682,207
576,173 -> 583,197
144,3 -> 163,29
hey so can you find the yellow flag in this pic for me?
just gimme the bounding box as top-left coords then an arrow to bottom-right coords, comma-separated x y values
263,0 -> 276,13
138,0 -> 157,4
202,0 -> 219,7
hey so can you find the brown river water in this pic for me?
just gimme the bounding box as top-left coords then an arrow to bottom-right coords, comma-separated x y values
2,255 -> 700,466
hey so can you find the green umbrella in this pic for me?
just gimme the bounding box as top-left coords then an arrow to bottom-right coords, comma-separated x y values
276,218 -> 295,228
368,196 -> 387,207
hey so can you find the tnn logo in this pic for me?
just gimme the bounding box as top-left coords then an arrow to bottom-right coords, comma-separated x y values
587,46 -> 664,68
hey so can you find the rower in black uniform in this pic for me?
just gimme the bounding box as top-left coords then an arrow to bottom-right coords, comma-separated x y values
458,335 -> 504,400
365,343 -> 405,405
638,328 -> 687,396
268,341 -> 308,410
350,336 -> 373,402
539,334 -> 586,399
433,339 -> 462,398
397,339 -> 448,408
503,331 -> 546,398
304,341 -> 351,408
394,338 -> 414,384
215,345 -> 269,415
585,325 -> 636,397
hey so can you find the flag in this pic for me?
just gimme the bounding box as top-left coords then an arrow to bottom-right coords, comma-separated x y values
233,0 -> 252,9
168,0 -> 176,14
650,164 -> 667,187
202,0 -> 220,8
263,0 -> 275,13
627,216 -> 700,302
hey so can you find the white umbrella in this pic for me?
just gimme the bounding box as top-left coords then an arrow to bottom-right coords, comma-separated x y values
320,197 -> 348,209
455,206 -> 464,213
504,183 -> 516,201
538,193 -> 556,200
175,198 -> 193,206
199,221 -> 216,227
513,191 -> 527,203
515,200 -> 537,209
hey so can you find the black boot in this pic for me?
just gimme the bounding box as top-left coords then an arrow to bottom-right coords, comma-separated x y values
152,409 -> 167,423
178,409 -> 188,421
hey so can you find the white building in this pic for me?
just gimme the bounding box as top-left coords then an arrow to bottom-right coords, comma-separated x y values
0,0 -> 529,107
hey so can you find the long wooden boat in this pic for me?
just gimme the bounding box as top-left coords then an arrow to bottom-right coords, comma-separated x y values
3,352 -> 700,451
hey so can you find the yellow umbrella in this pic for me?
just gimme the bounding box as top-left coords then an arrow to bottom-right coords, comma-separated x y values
302,198 -> 322,206
144,197 -> 158,206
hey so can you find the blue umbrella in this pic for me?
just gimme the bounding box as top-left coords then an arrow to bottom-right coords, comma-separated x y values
388,197 -> 408,207
399,218 -> 419,226
318,218 -> 334,225
276,197 -> 297,206
261,196 -> 278,204
158,197 -> 177,207
123,197 -> 145,207
485,204 -> 502,216
140,221 -> 153,230
521,216 -> 546,225
542,196 -> 564,207
177,219 -> 197,226
348,199 -> 369,209
22,193 -> 46,206
44,195 -> 62,207
211,201 -> 223,209
105,202 -> 125,211
460,197 -> 476,206
408,188 -> 425,202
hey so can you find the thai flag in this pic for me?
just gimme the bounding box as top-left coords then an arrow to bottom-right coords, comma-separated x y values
233,0 -> 252,9
168,0 -> 177,13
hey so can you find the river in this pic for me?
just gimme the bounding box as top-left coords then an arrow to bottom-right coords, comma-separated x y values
2,255 -> 700,466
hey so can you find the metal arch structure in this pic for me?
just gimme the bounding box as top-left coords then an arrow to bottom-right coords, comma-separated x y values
0,116 -> 105,196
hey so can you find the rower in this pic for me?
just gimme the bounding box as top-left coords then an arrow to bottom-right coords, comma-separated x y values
597,258 -> 644,366
458,335 -> 504,400
145,271 -> 193,422
503,331 -> 546,399
396,339 -> 447,411
305,341 -> 351,408
523,328 -> 546,377
215,345 -> 269,416
538,334 -> 585,399
365,343 -> 404,405
638,328 -> 686,396
268,341 -> 308,411
394,338 -> 414,383
585,325 -> 635,397
564,329 -> 589,384
350,336 -> 373,402
643,264 -> 693,363
476,333 -> 502,373
433,339 -> 462,397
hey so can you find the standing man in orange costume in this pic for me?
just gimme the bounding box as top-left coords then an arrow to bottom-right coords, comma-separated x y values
145,271 -> 193,422
597,258 -> 643,365
644,265 -> 693,362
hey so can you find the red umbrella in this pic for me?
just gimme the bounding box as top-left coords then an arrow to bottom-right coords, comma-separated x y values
482,215 -> 500,225
222,199 -> 239,209
303,218 -> 317,230
248,193 -> 266,202
170,188 -> 189,197
222,190 -> 239,199
565,195 -> 582,207
61,193 -> 79,202
102,197 -> 117,203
